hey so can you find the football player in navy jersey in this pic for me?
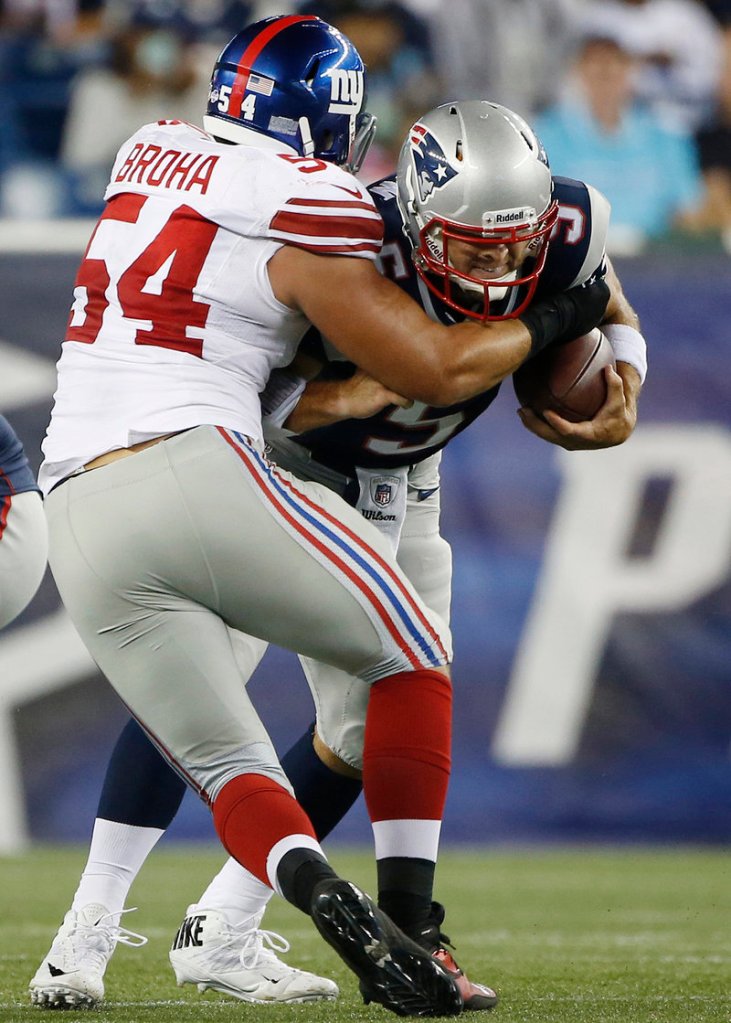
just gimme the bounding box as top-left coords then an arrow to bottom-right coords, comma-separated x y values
0,415 -> 47,630
31,102 -> 643,1011
289,109 -> 641,480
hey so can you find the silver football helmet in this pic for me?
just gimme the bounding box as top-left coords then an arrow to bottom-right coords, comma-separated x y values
397,100 -> 558,321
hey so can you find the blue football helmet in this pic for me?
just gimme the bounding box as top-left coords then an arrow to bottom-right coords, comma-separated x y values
203,14 -> 376,173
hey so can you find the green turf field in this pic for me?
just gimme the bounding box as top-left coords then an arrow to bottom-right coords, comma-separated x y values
0,846 -> 728,1023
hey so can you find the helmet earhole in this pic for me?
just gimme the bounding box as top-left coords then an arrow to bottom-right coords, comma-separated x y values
306,60 -> 320,88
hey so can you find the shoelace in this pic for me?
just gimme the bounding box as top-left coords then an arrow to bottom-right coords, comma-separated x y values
70,908 -> 148,951
238,927 -> 290,970
100,907 -> 148,949
60,908 -> 147,974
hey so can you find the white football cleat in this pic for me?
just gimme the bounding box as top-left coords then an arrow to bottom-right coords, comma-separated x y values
29,903 -> 147,1009
169,906 -> 339,1004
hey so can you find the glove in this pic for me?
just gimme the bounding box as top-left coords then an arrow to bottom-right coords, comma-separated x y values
518,278 -> 611,355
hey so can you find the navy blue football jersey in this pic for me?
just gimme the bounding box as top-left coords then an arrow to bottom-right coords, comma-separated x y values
294,174 -> 610,476
0,415 -> 39,497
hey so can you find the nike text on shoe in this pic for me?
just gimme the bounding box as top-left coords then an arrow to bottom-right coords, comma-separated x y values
310,879 -> 462,1017
29,904 -> 147,1009
169,906 -> 338,1003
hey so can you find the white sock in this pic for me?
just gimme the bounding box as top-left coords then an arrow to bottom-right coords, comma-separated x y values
193,857 -> 274,926
71,818 -> 164,921
371,818 -> 442,861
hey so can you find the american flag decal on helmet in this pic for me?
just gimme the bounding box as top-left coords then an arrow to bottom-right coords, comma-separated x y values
248,73 -> 274,96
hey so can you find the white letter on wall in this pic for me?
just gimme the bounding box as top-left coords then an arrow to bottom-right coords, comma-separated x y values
492,425 -> 731,765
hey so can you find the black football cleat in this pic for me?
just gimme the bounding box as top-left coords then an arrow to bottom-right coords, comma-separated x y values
415,903 -> 498,1012
311,879 -> 462,1017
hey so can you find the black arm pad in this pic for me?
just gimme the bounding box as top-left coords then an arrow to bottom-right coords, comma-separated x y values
518,278 -> 611,355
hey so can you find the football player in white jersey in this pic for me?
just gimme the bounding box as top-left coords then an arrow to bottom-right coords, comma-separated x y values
33,15 -> 614,1014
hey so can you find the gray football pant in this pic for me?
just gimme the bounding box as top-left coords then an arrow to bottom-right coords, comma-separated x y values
226,451 -> 453,770
0,490 -> 48,629
44,426 -> 450,802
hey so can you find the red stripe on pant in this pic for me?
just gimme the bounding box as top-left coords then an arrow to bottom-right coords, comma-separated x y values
0,494 -> 11,539
212,773 -> 317,887
363,669 -> 452,822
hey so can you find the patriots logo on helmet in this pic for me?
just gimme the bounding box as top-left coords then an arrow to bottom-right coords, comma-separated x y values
410,123 -> 458,203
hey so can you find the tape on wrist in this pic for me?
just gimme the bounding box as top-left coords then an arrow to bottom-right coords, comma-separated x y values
602,323 -> 647,384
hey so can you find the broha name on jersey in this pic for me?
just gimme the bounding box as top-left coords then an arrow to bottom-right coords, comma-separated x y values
115,143 -> 220,195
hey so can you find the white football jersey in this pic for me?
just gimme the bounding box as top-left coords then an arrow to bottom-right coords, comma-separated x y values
40,120 -> 383,494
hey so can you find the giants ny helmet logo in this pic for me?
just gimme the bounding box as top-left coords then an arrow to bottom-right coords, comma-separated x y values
410,124 -> 458,203
329,69 -> 364,114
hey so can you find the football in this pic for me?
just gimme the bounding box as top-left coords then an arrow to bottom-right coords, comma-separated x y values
512,327 -> 616,422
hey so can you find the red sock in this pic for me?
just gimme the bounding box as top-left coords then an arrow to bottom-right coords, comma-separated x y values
212,773 -> 318,887
363,669 -> 452,823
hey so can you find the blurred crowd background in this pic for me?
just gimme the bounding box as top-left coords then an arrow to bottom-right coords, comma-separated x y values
1,0 -> 730,257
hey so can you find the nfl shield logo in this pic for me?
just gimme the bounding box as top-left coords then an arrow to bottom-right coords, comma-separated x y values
370,475 -> 400,507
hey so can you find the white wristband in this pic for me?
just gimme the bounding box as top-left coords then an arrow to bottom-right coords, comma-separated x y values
601,323 -> 647,384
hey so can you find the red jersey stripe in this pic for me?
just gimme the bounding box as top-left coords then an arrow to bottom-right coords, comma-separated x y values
285,197 -> 377,213
275,239 -> 382,254
270,210 -> 383,241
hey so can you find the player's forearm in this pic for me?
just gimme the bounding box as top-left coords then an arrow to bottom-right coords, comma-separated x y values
616,362 -> 642,418
429,318 -> 533,406
274,248 -> 609,408
284,378 -> 356,432
416,278 -> 612,405
320,277 -> 613,407
277,249 -> 532,405
434,278 -> 616,407
330,278 -> 613,408
601,259 -> 640,330
599,259 -> 646,399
